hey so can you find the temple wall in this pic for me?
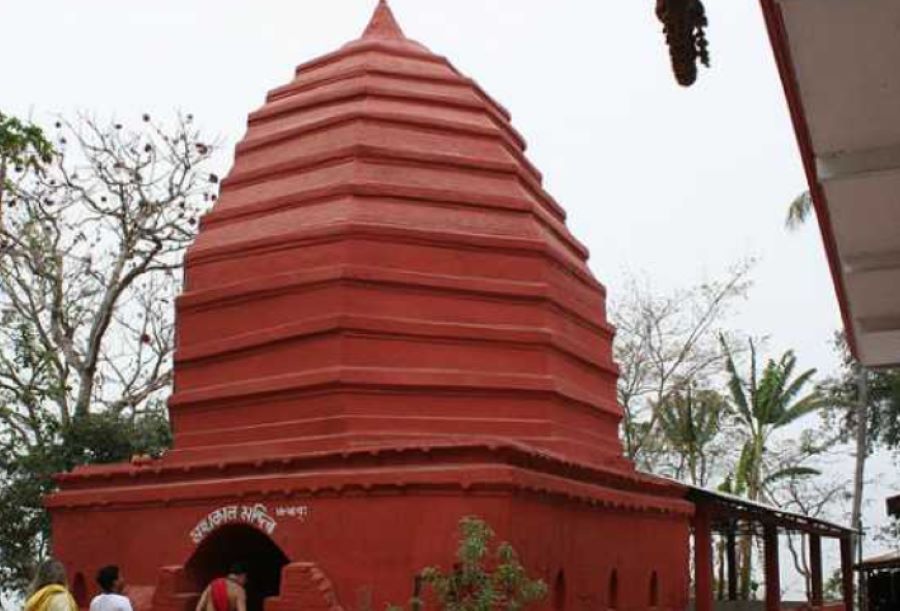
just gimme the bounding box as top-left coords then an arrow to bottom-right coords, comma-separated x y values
52,486 -> 689,611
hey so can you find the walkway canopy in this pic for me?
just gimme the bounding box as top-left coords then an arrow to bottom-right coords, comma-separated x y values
687,485 -> 856,611
687,486 -> 854,537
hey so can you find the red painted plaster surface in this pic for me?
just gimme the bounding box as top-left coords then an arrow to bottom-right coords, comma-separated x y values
48,3 -> 692,610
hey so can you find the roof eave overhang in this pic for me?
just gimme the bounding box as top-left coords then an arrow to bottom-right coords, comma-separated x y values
758,0 -> 900,368
758,0 -> 860,361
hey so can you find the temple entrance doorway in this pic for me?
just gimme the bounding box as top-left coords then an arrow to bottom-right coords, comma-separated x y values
185,524 -> 290,611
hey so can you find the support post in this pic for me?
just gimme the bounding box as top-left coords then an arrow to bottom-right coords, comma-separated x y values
726,525 -> 738,601
764,524 -> 781,611
840,536 -> 855,611
694,505 -> 714,611
809,533 -> 823,609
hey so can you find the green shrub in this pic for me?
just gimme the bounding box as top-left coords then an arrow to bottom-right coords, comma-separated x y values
390,516 -> 547,611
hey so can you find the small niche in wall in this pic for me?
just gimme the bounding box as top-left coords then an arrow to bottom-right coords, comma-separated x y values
649,570 -> 660,608
553,570 -> 566,611
607,569 -> 619,610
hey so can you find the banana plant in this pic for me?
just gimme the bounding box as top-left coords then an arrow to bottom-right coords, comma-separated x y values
720,335 -> 828,598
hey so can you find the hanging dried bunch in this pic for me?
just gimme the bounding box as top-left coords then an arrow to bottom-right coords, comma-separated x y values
656,0 -> 710,87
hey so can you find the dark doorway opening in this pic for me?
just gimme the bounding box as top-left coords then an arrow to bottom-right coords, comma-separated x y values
185,525 -> 290,611
649,570 -> 659,608
553,570 -> 566,611
607,569 -> 618,610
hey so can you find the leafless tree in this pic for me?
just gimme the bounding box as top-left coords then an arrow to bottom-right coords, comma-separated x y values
768,471 -> 849,600
610,260 -> 753,470
0,112 -> 216,451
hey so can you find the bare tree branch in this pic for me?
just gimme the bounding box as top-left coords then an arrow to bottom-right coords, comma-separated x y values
611,260 -> 754,468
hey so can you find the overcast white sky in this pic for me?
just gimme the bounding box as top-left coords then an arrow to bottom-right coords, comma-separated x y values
2,0 -> 895,598
2,0 -> 840,371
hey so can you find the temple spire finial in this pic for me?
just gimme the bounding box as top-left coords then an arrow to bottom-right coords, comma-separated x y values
362,0 -> 406,40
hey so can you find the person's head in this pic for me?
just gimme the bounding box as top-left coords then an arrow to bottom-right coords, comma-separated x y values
228,562 -> 248,586
28,559 -> 68,596
96,565 -> 125,594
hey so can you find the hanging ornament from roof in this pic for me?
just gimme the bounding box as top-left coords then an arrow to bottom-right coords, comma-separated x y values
656,0 -> 711,87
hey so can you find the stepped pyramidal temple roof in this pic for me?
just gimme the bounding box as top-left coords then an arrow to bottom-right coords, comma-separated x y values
162,0 -> 626,470
52,0 -> 642,476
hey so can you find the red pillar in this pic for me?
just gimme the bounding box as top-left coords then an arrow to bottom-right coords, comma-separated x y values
809,533 -> 823,609
840,536 -> 855,611
694,506 -> 714,611
764,524 -> 781,611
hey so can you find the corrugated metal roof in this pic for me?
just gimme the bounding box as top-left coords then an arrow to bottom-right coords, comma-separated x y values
857,550 -> 900,571
683,483 -> 855,537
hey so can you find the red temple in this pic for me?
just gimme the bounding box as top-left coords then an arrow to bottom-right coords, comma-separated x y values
48,3 -> 692,610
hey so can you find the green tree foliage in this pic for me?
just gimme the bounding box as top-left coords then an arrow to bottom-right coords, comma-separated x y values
785,190 -> 814,231
822,334 -> 900,453
656,386 -> 726,485
721,337 -> 828,501
0,111 -> 215,595
391,517 -> 547,611
0,111 -> 53,209
823,569 -> 843,602
0,411 -> 170,589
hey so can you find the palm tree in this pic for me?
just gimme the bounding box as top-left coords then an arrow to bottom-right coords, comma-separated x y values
656,386 -> 725,486
784,191 -> 869,567
785,190 -> 813,230
720,336 -> 828,598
